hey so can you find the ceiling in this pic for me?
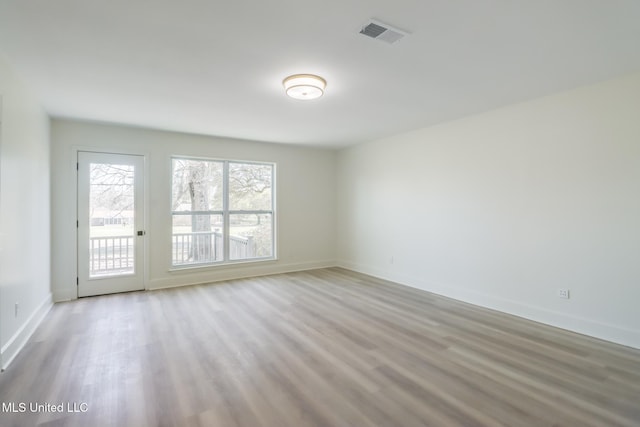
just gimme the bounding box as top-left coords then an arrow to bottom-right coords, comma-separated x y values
1,0 -> 640,148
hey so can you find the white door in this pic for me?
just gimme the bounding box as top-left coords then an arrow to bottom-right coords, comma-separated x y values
77,152 -> 145,297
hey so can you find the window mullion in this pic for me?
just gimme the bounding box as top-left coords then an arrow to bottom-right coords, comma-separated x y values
227,210 -> 272,215
172,210 -> 223,215
223,161 -> 230,262
271,164 -> 276,258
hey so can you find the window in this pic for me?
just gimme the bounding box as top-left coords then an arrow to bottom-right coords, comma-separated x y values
171,158 -> 274,267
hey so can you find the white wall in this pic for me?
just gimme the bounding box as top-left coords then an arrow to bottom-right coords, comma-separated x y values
337,72 -> 640,349
51,119 -> 336,300
0,55 -> 52,369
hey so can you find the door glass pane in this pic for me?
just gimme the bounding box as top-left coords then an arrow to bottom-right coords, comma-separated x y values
89,163 -> 135,277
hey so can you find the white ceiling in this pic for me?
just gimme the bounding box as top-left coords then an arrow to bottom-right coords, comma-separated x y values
1,0 -> 640,148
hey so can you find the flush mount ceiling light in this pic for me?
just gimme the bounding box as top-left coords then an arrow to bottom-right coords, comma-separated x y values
283,74 -> 326,100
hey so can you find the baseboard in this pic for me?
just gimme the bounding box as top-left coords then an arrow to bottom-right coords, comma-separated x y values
53,287 -> 76,302
1,293 -> 53,370
148,259 -> 338,291
52,261 -> 338,300
337,260 -> 640,350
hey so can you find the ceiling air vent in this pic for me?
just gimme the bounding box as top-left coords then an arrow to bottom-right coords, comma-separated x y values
359,19 -> 409,44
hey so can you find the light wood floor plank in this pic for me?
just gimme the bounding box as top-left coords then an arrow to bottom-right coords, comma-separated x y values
1,267 -> 639,426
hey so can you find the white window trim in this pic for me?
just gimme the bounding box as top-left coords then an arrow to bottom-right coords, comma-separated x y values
170,156 -> 276,269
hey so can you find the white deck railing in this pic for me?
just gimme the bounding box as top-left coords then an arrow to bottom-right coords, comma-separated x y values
89,232 -> 256,274
90,235 -> 134,276
172,231 -> 254,265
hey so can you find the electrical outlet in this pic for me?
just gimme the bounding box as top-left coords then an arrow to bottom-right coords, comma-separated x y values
15,302 -> 19,317
390,256 -> 394,264
557,288 -> 570,299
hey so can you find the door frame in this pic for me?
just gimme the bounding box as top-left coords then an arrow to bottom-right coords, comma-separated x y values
74,147 -> 149,298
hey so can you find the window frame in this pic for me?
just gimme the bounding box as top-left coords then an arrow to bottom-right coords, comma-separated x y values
170,156 -> 276,269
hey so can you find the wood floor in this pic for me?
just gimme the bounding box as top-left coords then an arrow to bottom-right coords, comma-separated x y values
1,268 -> 639,427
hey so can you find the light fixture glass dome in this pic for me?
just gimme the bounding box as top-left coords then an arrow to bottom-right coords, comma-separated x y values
283,74 -> 326,100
